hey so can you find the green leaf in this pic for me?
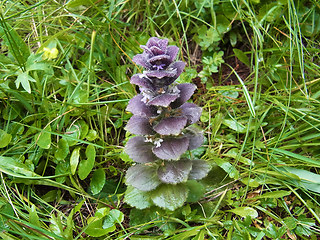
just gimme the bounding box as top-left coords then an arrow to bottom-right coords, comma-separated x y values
233,48 -> 250,66
279,167 -> 320,194
216,15 -> 231,34
86,129 -> 98,141
65,124 -> 81,146
124,185 -> 152,209
15,72 -> 36,93
186,180 -> 206,203
222,119 -> 246,133
78,145 -> 96,180
85,208 -> 115,237
54,138 -> 69,161
103,209 -> 124,229
90,168 -> 106,195
150,184 -> 188,211
0,21 -> 30,64
214,158 -> 239,179
28,205 -> 40,228
229,207 -> 258,218
284,217 -> 297,230
55,161 -> 69,183
26,53 -> 51,71
0,156 -> 35,177
70,147 -> 80,175
258,190 -> 291,199
36,125 -> 51,149
271,148 -> 320,167
229,31 -> 237,47
0,129 -> 12,148
67,0 -> 91,8
223,148 -> 254,166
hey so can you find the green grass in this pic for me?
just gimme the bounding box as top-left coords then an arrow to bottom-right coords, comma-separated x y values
0,0 -> 320,239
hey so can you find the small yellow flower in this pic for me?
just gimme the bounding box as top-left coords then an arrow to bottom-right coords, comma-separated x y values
42,47 -> 59,60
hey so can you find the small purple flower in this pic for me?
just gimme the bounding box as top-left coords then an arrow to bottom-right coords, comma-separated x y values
124,37 -> 210,210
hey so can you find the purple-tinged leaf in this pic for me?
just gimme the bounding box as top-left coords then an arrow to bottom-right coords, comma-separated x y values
166,46 -> 179,62
125,116 -> 153,135
158,160 -> 192,184
130,74 -> 155,91
148,55 -> 171,68
149,46 -> 165,55
154,117 -> 187,135
189,160 -> 211,180
185,126 -> 204,150
170,61 -> 186,79
150,184 -> 188,211
147,93 -> 179,107
152,137 -> 189,160
132,54 -> 148,68
171,84 -> 196,108
180,103 -> 202,124
146,37 -> 168,50
145,69 -> 177,79
126,164 -> 161,191
126,95 -> 157,118
125,136 -> 156,163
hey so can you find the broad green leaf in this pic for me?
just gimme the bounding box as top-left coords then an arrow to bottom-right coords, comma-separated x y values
41,190 -> 59,203
78,145 -> 96,180
214,158 -> 239,179
222,119 -> 246,133
70,147 -> 80,175
36,125 -> 51,149
65,124 -> 81,146
233,48 -> 250,66
0,156 -> 35,177
103,209 -> 124,229
85,208 -> 116,237
78,120 -> 89,139
284,217 -> 297,230
54,138 -> 69,161
186,180 -> 205,203
0,129 -> 12,148
86,129 -> 98,141
150,184 -> 188,211
216,15 -> 231,34
70,89 -> 88,106
55,161 -> 69,183
124,186 -> 152,209
229,207 -> 258,218
3,105 -> 19,120
90,168 -> 106,195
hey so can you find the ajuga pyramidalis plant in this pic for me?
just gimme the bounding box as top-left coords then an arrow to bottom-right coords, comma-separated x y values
124,37 -> 211,211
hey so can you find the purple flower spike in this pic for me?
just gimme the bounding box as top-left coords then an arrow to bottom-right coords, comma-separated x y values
124,37 -> 210,210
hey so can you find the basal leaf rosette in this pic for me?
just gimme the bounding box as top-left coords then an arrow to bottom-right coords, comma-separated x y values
124,37 -> 211,211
